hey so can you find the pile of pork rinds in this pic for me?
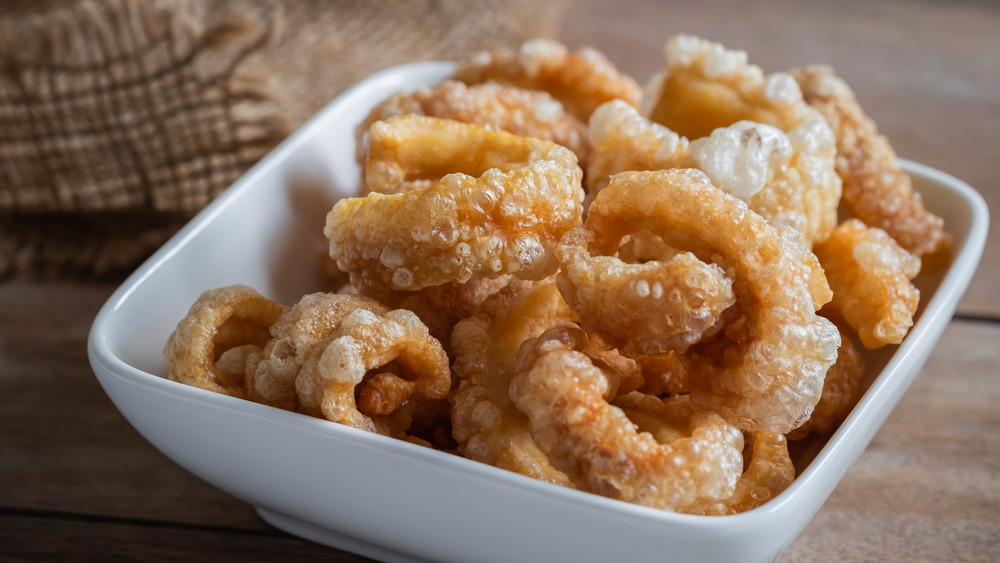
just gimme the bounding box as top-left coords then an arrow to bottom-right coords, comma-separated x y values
164,35 -> 950,515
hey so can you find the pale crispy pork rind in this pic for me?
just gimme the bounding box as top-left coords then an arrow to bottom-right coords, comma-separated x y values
556,224 -> 736,358
454,38 -> 642,122
510,326 -> 745,513
325,115 -> 584,294
588,170 -> 840,433
356,80 -> 589,186
585,99 -> 689,201
588,101 -> 839,245
792,65 -> 951,263
699,431 -> 796,515
450,278 -> 577,486
638,35 -> 842,244
814,219 -> 921,350
164,285 -> 289,399
787,328 -> 866,440
643,35 -> 810,140
245,292 -> 390,411
295,307 -> 451,440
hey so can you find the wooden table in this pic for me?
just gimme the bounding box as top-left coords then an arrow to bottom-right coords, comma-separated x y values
2,0 -> 998,560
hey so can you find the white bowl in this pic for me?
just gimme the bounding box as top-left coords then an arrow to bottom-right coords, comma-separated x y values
88,61 -> 989,563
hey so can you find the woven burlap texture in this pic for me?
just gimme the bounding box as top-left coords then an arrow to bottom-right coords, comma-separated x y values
0,0 -> 565,278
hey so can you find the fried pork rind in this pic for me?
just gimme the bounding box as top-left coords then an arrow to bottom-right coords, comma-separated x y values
510,327 -> 744,513
644,35 -> 808,139
453,38 -> 642,122
700,431 -> 796,515
356,80 -> 589,186
585,99 -> 690,205
792,65 -> 951,261
588,101 -> 840,245
164,285 -> 289,399
589,169 -> 839,433
245,292 -> 390,411
388,276 -> 512,352
325,115 -> 584,294
295,307 -> 451,439
556,224 -> 736,358
638,35 -> 842,244
787,328 -> 866,440
814,219 -> 921,349
450,278 -> 577,486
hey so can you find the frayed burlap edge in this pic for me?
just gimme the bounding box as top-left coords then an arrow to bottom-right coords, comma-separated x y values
0,0 -> 287,278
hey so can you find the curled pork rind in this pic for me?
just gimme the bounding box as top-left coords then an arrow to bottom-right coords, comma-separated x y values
699,431 -> 796,515
589,170 -> 840,433
638,35 -> 842,244
357,80 -> 589,186
787,328 -> 866,440
245,292 -> 390,411
450,278 -> 577,486
295,307 -> 451,440
814,219 -> 921,349
164,285 -> 289,399
792,65 -> 950,262
585,99 -> 690,202
510,326 -> 745,513
453,38 -> 642,122
325,115 -> 584,294
588,100 -> 839,245
556,224 -> 736,358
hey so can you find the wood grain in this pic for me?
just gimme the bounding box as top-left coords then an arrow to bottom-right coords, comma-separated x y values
1,0 -> 998,561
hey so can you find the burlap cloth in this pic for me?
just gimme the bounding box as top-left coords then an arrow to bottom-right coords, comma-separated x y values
0,0 -> 566,278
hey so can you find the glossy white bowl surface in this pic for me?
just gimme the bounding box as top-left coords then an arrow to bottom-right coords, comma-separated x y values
88,61 -> 989,563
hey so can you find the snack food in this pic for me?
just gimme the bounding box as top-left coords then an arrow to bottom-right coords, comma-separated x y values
556,223 -> 736,358
586,169 -> 840,433
163,35 -> 947,516
246,292 -> 391,411
450,278 -> 577,485
454,38 -> 642,122
510,326 -> 744,513
295,307 -> 451,440
638,35 -> 843,245
813,219 -> 921,349
356,80 -> 589,185
164,285 -> 288,399
792,65 -> 951,262
325,115 -> 583,294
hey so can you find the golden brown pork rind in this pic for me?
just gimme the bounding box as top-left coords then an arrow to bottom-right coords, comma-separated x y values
792,65 -> 950,262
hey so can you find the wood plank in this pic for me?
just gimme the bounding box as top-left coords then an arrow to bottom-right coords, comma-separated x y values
780,319 -> 1000,562
0,512 -> 368,562
0,279 -> 266,531
557,0 -> 1000,317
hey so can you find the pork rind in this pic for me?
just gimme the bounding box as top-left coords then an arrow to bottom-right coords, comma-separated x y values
792,64 -> 950,262
356,80 -> 589,185
164,285 -> 289,399
511,326 -> 745,513
587,99 -> 840,245
325,115 -> 584,294
454,38 -> 642,122
450,278 -> 577,486
588,169 -> 839,433
814,219 -> 921,349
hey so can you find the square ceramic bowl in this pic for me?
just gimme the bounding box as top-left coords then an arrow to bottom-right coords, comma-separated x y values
88,61 -> 989,563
